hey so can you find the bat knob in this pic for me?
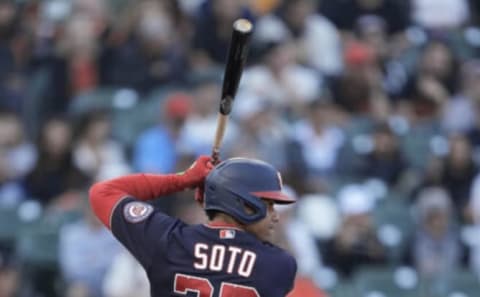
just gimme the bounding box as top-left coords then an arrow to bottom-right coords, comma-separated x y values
211,149 -> 221,165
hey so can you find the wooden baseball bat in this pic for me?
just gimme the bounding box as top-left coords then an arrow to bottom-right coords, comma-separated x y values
211,18 -> 253,164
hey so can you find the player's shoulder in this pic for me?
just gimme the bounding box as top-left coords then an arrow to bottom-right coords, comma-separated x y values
257,242 -> 297,290
112,198 -> 186,236
262,242 -> 296,265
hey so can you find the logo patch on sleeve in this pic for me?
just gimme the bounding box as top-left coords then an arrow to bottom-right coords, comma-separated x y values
123,201 -> 154,223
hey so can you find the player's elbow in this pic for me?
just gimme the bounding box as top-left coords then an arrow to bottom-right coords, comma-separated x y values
88,181 -> 115,229
88,181 -> 115,214
88,182 -> 104,206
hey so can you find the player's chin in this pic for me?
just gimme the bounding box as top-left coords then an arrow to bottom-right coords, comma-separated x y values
262,226 -> 276,242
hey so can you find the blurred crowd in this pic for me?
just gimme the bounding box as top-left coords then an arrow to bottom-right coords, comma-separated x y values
1,0 -> 480,296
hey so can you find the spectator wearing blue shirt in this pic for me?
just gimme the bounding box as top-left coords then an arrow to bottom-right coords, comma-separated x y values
132,92 -> 193,174
59,199 -> 122,297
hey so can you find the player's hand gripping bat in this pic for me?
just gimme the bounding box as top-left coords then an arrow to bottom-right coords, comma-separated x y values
211,18 -> 253,165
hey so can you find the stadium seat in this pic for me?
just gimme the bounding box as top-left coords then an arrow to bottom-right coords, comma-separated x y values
16,220 -> 62,297
22,67 -> 53,140
111,86 -> 186,147
68,87 -> 120,115
328,280 -> 354,297
373,197 -> 413,265
343,116 -> 376,138
0,206 -> 21,250
353,266 -> 421,297
423,270 -> 480,297
399,121 -> 444,171
15,222 -> 59,269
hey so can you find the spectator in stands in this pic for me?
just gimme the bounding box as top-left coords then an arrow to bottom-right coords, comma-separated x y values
394,41 -> 458,173
229,93 -> 289,172
180,73 -> 236,156
99,0 -> 188,94
355,15 -> 390,62
59,198 -> 121,297
102,249 -> 150,297
190,0 -> 253,68
0,2 -> 32,114
405,187 -> 467,280
354,15 -> 411,99
0,110 -> 36,207
323,184 -> 387,279
289,99 -> 345,193
413,134 -> 477,222
245,0 -> 281,16
402,40 -> 459,104
411,0 -> 470,31
0,252 -> 20,297
276,191 -> 339,290
0,111 -> 35,180
467,176 -> 480,278
460,61 -> 480,147
443,60 -> 480,134
353,122 -> 407,187
440,134 -> 477,221
320,0 -> 410,36
330,41 -> 383,114
63,14 -> 99,96
25,116 -> 89,207
254,0 -> 342,76
240,38 -> 322,117
470,0 -> 480,25
132,91 -> 193,174
73,110 -> 131,181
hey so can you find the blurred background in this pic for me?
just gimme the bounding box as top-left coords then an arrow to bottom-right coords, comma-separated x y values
0,0 -> 480,296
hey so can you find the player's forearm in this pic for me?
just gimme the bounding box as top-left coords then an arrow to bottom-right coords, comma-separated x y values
89,156 -> 212,228
89,173 -> 194,228
92,173 -> 195,199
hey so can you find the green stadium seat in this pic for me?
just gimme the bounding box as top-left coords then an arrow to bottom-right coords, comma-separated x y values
353,266 -> 421,297
0,206 -> 21,249
424,270 -> 480,297
373,198 -> 413,264
328,280 -> 354,297
16,219 -> 62,297
16,222 -> 59,269
111,86 -> 186,147
399,121 -> 444,171
68,87 -> 119,115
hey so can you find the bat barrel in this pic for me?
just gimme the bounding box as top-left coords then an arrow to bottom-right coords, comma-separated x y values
220,19 -> 253,115
212,19 -> 253,164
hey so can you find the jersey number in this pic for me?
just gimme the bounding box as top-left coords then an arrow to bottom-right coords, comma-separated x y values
174,273 -> 259,297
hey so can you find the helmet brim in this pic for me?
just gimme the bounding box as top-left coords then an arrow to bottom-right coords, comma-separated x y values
251,191 -> 296,204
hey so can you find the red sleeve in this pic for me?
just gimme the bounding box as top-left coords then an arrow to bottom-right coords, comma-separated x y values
89,173 -> 192,229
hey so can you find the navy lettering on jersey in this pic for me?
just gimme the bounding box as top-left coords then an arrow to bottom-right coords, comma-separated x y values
111,197 -> 297,297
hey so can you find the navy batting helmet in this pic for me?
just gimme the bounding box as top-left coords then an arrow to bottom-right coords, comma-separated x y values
204,158 -> 295,224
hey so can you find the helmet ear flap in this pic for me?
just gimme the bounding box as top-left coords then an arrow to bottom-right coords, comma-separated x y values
204,182 -> 267,224
229,190 -> 267,223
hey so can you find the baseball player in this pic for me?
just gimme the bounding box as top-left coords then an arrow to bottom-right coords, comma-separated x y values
89,155 -> 297,296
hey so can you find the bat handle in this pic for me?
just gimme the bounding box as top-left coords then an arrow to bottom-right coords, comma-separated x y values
211,149 -> 221,165
211,114 -> 228,165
